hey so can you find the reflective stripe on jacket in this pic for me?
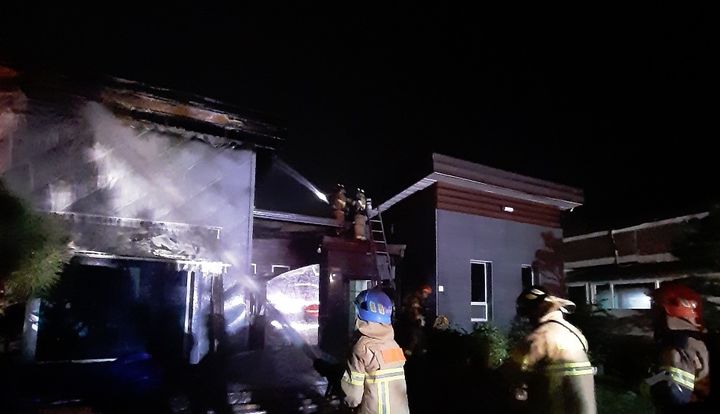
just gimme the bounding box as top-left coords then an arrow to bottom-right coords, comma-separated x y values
341,320 -> 409,414
511,310 -> 597,414
646,316 -> 710,411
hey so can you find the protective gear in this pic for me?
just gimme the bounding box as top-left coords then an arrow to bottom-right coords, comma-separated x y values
354,188 -> 367,212
400,287 -> 430,358
652,283 -> 703,327
647,284 -> 711,412
432,315 -> 449,330
330,184 -> 348,233
355,289 -> 393,325
508,287 -> 596,414
341,320 -> 409,414
420,284 -> 432,295
516,286 -> 576,319
353,189 -> 368,240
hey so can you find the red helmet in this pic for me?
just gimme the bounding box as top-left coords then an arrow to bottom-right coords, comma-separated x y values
420,284 -> 433,295
653,283 -> 703,324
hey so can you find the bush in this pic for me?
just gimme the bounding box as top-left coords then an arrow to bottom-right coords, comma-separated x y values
507,316 -> 532,349
426,322 -> 510,369
468,323 -> 509,369
567,304 -> 655,385
596,379 -> 653,414
0,182 -> 71,312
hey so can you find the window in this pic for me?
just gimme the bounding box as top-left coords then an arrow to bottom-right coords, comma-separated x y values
567,284 -> 589,306
470,261 -> 492,322
271,265 -> 291,276
574,279 -> 666,310
521,265 -> 537,289
614,283 -> 653,309
594,284 -> 613,309
591,281 -> 654,310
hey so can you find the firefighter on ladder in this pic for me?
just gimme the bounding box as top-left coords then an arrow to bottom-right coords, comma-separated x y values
506,286 -> 597,414
645,283 -> 711,413
330,184 -> 348,234
341,288 -> 409,414
353,188 -> 368,240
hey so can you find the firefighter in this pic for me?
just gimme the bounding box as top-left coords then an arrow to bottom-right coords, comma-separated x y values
353,188 -> 368,240
401,284 -> 432,357
508,286 -> 596,414
645,283 -> 711,413
341,288 -> 409,414
330,184 -> 348,234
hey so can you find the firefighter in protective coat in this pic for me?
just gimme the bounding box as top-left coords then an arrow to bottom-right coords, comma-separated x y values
645,283 -> 711,413
330,184 -> 348,233
401,284 -> 432,357
341,288 -> 409,414
352,189 -> 368,240
507,286 -> 597,414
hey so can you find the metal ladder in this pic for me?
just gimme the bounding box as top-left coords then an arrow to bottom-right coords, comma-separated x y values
368,209 -> 393,281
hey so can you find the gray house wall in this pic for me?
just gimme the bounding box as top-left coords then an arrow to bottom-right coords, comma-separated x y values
436,209 -> 561,331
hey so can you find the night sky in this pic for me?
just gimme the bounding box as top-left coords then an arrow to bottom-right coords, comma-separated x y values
1,4 -> 715,234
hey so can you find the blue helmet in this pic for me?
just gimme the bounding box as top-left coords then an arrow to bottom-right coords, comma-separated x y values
355,288 -> 393,324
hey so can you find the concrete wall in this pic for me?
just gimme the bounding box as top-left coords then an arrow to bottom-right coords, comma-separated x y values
436,209 -> 561,331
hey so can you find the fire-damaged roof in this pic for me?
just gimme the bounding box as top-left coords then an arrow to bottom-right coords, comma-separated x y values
100,79 -> 285,150
2,64 -> 285,150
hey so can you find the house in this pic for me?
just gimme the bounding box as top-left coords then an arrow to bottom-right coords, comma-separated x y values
1,64 -> 405,367
563,211 -> 718,313
380,153 -> 583,331
1,65 -> 283,363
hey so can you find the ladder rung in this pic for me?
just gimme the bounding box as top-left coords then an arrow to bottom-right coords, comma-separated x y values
372,230 -> 384,233
375,251 -> 390,256
370,219 -> 382,223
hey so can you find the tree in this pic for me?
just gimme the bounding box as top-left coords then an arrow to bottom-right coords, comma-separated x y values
533,232 -> 566,295
0,181 -> 71,313
673,206 -> 720,271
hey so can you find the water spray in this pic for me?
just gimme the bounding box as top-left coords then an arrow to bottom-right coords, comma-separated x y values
274,159 -> 329,204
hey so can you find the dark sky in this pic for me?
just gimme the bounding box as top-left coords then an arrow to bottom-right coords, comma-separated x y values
1,4 -> 716,234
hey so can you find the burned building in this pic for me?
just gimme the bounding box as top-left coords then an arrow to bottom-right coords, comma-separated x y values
1,66 -> 282,363
2,65 -> 405,374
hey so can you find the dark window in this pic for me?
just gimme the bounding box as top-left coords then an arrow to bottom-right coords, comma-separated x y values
471,262 -> 488,302
471,261 -> 493,322
272,265 -> 291,276
567,285 -> 588,306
